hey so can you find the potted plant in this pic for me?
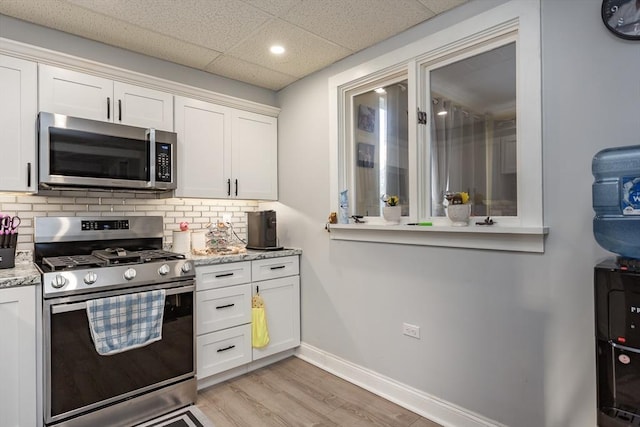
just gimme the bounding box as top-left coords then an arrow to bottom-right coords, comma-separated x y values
381,194 -> 401,223
445,191 -> 471,226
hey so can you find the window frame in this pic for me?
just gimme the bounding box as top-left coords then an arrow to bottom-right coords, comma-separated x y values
328,0 -> 547,252
342,68 -> 414,223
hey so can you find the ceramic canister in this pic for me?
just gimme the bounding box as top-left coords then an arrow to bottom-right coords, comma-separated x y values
172,230 -> 191,254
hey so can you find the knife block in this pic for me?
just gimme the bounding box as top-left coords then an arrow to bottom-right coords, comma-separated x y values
0,247 -> 16,269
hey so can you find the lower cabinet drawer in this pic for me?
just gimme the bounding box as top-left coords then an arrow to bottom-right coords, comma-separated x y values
196,284 -> 251,334
197,324 -> 252,378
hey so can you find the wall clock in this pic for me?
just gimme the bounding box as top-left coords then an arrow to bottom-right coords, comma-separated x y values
602,0 -> 640,40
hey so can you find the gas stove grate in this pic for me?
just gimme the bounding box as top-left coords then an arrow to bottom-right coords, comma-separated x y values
136,249 -> 186,262
43,255 -> 106,271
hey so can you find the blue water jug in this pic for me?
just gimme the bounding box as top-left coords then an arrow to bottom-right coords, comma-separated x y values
593,145 -> 640,258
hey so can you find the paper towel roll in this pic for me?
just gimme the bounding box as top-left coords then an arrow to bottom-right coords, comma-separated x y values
172,230 -> 191,254
191,231 -> 206,251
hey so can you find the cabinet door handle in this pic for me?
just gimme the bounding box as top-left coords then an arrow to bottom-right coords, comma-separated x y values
215,303 -> 235,309
118,99 -> 122,122
227,179 -> 231,196
270,265 -> 285,270
27,162 -> 31,188
217,345 -> 236,353
107,97 -> 111,120
235,179 -> 238,196
215,272 -> 234,278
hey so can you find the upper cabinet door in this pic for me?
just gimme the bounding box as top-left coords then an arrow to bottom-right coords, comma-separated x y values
113,82 -> 174,131
174,96 -> 231,198
232,111 -> 278,200
38,64 -> 112,122
39,65 -> 174,131
0,55 -> 37,192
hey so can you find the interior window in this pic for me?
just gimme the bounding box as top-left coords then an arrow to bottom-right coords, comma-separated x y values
428,41 -> 516,218
348,76 -> 409,218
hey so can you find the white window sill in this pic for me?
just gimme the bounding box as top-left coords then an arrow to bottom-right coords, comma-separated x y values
327,223 -> 549,253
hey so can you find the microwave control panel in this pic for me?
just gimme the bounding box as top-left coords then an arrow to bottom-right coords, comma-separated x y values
155,142 -> 172,182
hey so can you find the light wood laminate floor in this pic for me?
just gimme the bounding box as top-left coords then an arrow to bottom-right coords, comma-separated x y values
196,356 -> 442,427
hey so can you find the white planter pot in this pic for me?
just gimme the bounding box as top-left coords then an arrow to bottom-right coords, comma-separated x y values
446,204 -> 471,226
383,206 -> 401,224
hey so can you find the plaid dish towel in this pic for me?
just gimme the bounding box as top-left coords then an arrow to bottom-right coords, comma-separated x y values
86,289 -> 166,356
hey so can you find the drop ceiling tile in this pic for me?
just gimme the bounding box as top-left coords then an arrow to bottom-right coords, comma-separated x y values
226,18 -> 352,78
65,0 -> 272,52
281,0 -> 435,51
206,55 -> 297,91
242,0 -> 302,17
0,0 -> 220,69
417,0 -> 468,15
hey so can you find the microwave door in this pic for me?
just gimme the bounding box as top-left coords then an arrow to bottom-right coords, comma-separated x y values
38,113 -> 153,190
47,127 -> 150,188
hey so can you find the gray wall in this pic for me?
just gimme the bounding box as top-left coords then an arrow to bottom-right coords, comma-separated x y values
274,0 -> 639,426
0,14 -> 277,107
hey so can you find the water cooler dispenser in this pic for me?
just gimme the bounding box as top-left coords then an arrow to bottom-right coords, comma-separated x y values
593,146 -> 640,426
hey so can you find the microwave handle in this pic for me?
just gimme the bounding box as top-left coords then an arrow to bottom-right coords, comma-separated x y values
146,128 -> 156,188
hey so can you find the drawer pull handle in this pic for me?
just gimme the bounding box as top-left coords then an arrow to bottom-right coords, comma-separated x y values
215,272 -> 234,278
270,265 -> 286,270
215,303 -> 235,309
217,345 -> 236,353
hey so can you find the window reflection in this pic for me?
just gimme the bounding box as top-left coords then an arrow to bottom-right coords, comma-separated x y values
352,79 -> 409,217
430,42 -> 516,217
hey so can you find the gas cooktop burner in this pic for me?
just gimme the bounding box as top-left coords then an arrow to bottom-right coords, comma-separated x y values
92,248 -> 145,265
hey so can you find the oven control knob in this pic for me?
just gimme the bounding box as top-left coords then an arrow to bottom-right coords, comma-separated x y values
84,271 -> 98,285
124,268 -> 137,281
158,264 -> 170,276
181,262 -> 192,274
51,274 -> 67,289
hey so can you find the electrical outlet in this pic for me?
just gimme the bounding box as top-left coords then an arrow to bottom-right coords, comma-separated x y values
222,213 -> 232,223
402,323 -> 420,339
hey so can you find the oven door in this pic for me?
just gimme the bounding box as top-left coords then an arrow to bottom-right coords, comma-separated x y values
43,281 -> 195,425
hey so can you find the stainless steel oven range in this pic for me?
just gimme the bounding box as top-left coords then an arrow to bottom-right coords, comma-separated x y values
35,216 -> 196,427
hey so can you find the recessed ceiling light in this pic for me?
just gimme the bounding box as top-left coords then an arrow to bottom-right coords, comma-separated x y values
374,88 -> 386,94
270,45 -> 285,55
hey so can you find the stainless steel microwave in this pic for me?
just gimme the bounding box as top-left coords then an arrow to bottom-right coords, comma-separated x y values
38,112 -> 177,191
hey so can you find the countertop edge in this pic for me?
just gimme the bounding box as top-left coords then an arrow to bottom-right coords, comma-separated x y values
189,248 -> 302,266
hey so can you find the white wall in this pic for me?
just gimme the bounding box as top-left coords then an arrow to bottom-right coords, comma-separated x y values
273,0 -> 639,426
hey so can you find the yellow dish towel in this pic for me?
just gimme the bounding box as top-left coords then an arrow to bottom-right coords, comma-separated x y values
252,294 -> 270,348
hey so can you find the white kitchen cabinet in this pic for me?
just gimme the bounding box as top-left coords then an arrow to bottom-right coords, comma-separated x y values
174,96 -> 278,200
195,262 -> 253,378
231,110 -> 278,200
38,64 -> 173,131
195,255 -> 300,383
0,286 -> 37,427
196,324 -> 252,379
252,257 -> 300,361
0,55 -> 37,192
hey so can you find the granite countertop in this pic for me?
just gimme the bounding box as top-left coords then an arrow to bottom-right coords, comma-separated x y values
0,251 -> 41,289
189,248 -> 302,267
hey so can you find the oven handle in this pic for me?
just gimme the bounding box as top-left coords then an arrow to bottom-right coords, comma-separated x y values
51,284 -> 195,314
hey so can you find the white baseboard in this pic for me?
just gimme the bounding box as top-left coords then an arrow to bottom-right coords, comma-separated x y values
295,343 -> 506,427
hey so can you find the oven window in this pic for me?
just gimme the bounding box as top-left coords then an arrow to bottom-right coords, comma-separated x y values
49,127 -> 150,181
48,291 -> 193,418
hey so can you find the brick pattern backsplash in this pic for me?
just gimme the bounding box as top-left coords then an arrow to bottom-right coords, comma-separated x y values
0,191 -> 258,252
